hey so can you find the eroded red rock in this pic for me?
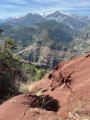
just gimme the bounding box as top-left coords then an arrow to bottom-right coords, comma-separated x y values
0,53 -> 90,120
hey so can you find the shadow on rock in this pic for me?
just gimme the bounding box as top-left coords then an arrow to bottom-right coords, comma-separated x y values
23,93 -> 60,112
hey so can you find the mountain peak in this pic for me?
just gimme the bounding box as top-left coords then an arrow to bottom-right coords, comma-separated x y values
53,10 -> 60,13
44,10 -> 68,17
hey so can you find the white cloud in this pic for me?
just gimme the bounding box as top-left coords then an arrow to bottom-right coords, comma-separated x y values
5,0 -> 27,4
33,0 -> 90,7
0,4 -> 18,8
34,0 -> 63,2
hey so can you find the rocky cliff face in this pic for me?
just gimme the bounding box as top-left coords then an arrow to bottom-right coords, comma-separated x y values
19,42 -> 80,69
71,25 -> 90,55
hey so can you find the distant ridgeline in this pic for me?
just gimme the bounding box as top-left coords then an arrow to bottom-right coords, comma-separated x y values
0,11 -> 90,69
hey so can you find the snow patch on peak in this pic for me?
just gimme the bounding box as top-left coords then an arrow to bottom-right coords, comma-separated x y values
39,11 -> 72,17
39,11 -> 60,17
12,16 -> 20,19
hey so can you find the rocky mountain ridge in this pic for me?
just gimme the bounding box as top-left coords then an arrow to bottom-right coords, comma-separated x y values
0,11 -> 90,31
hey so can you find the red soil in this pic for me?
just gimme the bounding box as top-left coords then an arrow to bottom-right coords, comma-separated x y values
0,53 -> 90,120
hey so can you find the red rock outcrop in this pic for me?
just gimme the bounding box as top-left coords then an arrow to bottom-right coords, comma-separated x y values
0,53 -> 90,120
36,52 -> 90,117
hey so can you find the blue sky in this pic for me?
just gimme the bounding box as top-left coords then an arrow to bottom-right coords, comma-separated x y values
0,0 -> 90,18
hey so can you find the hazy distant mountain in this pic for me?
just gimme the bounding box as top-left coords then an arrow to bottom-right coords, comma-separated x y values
9,13 -> 44,26
0,11 -> 90,31
0,17 -> 20,24
45,11 -> 90,30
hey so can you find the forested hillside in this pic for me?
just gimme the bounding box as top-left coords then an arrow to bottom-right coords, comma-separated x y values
0,21 -> 79,69
0,21 -> 75,47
